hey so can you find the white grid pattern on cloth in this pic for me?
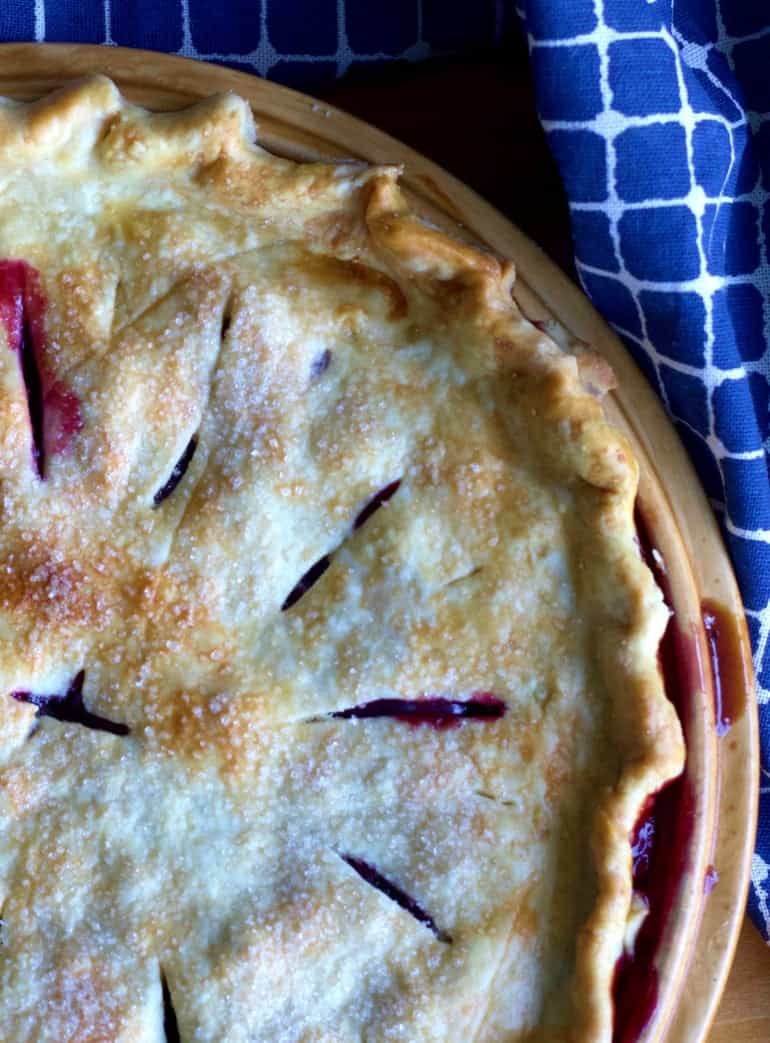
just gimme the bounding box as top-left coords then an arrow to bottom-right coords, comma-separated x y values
174,0 -> 432,78
37,0 -> 505,79
22,0 -> 512,81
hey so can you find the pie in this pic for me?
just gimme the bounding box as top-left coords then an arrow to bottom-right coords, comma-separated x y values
0,77 -> 684,1042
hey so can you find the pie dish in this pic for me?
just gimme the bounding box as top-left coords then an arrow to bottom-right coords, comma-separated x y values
0,76 -> 685,1042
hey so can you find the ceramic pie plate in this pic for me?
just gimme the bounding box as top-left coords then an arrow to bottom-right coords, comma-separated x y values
0,43 -> 758,1043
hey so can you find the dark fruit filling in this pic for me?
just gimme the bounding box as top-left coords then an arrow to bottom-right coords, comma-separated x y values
310,348 -> 332,379
10,670 -> 129,736
353,480 -> 401,530
153,436 -> 198,505
0,259 -> 82,477
331,694 -> 506,729
281,554 -> 331,610
340,854 -> 451,943
613,780 -> 695,1043
630,797 -> 656,878
161,971 -> 180,1043
282,481 -> 403,610
18,317 -> 45,475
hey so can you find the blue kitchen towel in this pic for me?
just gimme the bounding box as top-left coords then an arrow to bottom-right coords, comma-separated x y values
4,1 -> 770,937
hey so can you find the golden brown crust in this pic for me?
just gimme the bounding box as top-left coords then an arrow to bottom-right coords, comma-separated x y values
0,77 -> 683,1043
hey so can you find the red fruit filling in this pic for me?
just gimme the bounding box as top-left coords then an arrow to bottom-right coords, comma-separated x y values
0,260 -> 82,478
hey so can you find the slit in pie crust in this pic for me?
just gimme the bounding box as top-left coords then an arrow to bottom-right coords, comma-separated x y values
0,77 -> 684,1043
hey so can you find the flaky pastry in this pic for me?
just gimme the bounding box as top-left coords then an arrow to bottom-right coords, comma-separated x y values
0,77 -> 684,1042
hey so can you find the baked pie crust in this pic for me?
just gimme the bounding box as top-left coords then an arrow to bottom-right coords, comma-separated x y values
0,77 -> 684,1042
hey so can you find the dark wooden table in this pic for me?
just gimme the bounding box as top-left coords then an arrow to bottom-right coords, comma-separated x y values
318,38 -> 768,1040
316,37 -> 575,276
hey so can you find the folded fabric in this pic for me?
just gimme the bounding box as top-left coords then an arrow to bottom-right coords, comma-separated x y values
3,0 -> 770,937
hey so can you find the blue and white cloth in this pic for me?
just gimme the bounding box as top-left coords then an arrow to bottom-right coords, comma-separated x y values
4,1 -> 770,938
